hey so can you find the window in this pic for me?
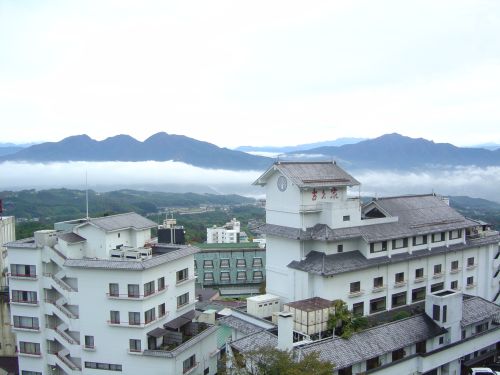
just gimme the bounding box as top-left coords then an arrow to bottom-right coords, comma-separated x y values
220,272 -> 230,281
373,277 -> 383,288
129,312 -> 140,325
433,264 -> 442,275
10,264 -> 36,278
11,290 -> 37,304
159,303 -> 166,317
416,340 -> 426,354
352,302 -> 364,316
450,260 -> 459,272
449,229 -> 462,239
337,244 -> 343,253
395,272 -> 404,284
129,339 -> 141,352
194,260 -> 197,270
391,292 -> 406,308
237,271 -> 247,280
415,268 -> 424,279
392,238 -> 408,249
443,305 -> 447,323
412,287 -> 426,302
13,316 -> 39,330
350,281 -> 360,293
144,281 -> 155,297
450,280 -> 458,290
338,367 -> 353,375
467,257 -> 475,267
203,260 -> 213,268
118,233 -> 120,238
476,322 -> 488,333
462,330 -> 466,339
183,354 -> 196,373
177,292 -> 189,308
370,242 -> 387,253
430,282 -> 444,292
19,341 -> 40,355
252,258 -> 263,267
128,284 -> 140,298
431,232 -> 445,243
22,372 -> 42,375
109,283 -> 119,297
253,271 -> 263,280
85,362 -> 122,371
236,259 -> 246,268
366,357 -> 380,370
158,277 -> 165,291
177,268 -> 189,283
412,235 -> 427,246
204,272 -> 214,281
369,297 -> 386,313
432,305 -> 440,320
110,311 -> 120,324
204,368 -> 210,375
439,336 -> 444,345
343,215 -> 350,221
466,276 -> 474,287
85,335 -> 94,349
144,308 -> 156,324
220,259 -> 230,268
392,348 -> 405,361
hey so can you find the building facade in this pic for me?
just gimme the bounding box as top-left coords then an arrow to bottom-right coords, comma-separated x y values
0,216 -> 16,357
253,162 -> 500,313
7,212 -> 218,375
195,242 -> 265,296
207,218 -> 242,244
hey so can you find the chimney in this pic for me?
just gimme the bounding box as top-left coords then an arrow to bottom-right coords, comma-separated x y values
277,312 -> 294,351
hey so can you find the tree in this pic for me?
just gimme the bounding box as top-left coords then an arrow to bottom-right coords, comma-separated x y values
244,347 -> 333,375
327,300 -> 368,339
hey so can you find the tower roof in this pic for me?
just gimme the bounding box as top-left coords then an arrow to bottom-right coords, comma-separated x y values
253,161 -> 360,188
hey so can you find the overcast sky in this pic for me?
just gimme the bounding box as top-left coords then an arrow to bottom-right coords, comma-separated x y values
1,0 -> 499,148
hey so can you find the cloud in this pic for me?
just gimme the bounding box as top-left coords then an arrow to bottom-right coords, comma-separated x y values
1,161 -> 499,203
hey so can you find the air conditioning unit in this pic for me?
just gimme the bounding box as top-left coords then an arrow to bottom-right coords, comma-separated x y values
109,249 -> 124,259
124,250 -> 141,260
139,247 -> 152,259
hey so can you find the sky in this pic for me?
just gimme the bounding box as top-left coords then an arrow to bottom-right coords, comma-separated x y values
1,0 -> 500,148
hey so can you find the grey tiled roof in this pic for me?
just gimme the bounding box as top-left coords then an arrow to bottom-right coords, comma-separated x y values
254,161 -> 360,188
86,212 -> 156,232
64,245 -> 199,270
299,314 -> 445,370
58,232 -> 86,244
231,330 -> 278,353
288,235 -> 500,276
5,238 -> 37,249
461,296 -> 500,327
219,316 -> 266,335
260,194 -> 481,243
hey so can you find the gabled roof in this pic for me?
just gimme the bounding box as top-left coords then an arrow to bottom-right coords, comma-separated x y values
58,232 -> 86,244
81,212 -> 156,232
366,195 -> 466,227
461,296 -> 500,327
253,161 -> 360,188
299,314 -> 445,370
285,297 -> 332,312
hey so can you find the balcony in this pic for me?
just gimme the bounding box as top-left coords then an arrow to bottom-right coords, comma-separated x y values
393,280 -> 407,288
414,277 -> 426,283
432,273 -> 443,279
7,272 -> 38,280
107,313 -> 169,328
299,204 -> 323,213
12,324 -> 40,332
176,276 -> 196,287
10,299 -> 39,306
466,264 -> 478,270
372,285 -> 386,293
106,287 -> 167,300
450,268 -> 461,274
348,290 -> 365,298
465,283 -> 476,289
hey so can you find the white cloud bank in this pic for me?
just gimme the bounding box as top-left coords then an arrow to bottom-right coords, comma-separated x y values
1,162 -> 499,202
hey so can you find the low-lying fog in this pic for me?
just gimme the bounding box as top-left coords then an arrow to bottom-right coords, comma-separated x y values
1,161 -> 499,203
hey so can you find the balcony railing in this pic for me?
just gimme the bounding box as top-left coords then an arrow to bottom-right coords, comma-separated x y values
372,285 -> 386,293
432,273 -> 443,279
7,273 -> 38,280
450,268 -> 460,274
106,287 -> 167,300
414,276 -> 426,283
348,290 -> 365,298
393,280 -> 407,288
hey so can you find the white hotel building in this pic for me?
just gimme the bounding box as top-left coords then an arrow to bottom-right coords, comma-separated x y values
7,212 -> 218,375
254,161 -> 500,312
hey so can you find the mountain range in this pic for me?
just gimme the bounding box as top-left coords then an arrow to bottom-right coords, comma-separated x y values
0,133 -> 270,171
2,132 -> 500,170
235,137 -> 366,154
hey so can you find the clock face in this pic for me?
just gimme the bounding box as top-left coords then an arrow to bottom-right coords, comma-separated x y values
277,176 -> 287,192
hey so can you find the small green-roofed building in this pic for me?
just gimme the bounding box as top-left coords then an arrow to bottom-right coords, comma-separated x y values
194,242 -> 266,296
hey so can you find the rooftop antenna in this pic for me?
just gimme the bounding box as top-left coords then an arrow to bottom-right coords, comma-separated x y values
85,170 -> 89,221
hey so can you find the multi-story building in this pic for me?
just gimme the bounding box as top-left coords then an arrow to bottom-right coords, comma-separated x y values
195,242 -> 265,296
207,218 -> 242,244
7,212 -> 218,375
253,161 -> 500,313
230,290 -> 500,374
0,215 -> 17,357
